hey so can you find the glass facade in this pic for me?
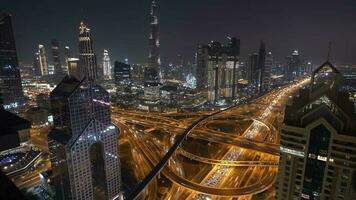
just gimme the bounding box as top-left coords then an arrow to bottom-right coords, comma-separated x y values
0,14 -> 24,110
302,125 -> 331,199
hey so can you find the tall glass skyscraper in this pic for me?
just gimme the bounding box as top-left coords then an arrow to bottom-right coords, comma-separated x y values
79,22 -> 98,82
48,22 -> 121,200
257,41 -> 266,93
0,13 -> 24,110
146,0 -> 160,84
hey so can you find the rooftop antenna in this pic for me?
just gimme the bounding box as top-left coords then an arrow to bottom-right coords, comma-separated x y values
327,41 -> 332,62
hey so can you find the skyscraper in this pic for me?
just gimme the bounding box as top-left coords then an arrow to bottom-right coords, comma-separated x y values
51,39 -> 64,76
247,53 -> 259,86
258,41 -> 266,92
196,45 -> 209,90
102,49 -> 111,79
196,37 -> 240,103
67,57 -> 80,79
146,0 -> 160,83
114,61 -> 131,85
286,50 -> 301,81
262,51 -> 273,91
48,22 -> 121,200
33,52 -> 41,77
64,46 -> 70,73
38,44 -> 49,76
276,61 -> 356,200
0,14 -> 24,110
78,22 -> 98,82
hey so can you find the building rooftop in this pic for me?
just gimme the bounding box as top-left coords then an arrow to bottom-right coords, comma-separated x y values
50,75 -> 82,97
0,109 -> 31,136
284,61 -> 356,135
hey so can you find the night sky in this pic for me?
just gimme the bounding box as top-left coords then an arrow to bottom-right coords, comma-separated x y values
3,0 -> 356,66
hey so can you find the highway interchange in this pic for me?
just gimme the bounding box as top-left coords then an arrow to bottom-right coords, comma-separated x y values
113,78 -> 309,200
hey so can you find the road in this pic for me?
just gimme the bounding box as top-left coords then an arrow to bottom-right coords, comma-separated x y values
113,78 -> 309,199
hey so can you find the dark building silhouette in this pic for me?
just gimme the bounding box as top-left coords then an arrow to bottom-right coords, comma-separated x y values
286,50 -> 301,81
0,14 -> 24,110
51,39 -> 64,76
114,61 -> 131,85
257,41 -> 266,92
0,107 -> 30,151
247,53 -> 259,86
276,61 -> 356,200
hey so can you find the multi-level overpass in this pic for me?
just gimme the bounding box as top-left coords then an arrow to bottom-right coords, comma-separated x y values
113,78 -> 309,199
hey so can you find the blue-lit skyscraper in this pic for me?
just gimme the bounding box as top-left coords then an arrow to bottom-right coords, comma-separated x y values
0,13 -> 24,110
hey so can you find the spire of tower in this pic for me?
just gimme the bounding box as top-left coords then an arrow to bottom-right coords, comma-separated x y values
327,41 -> 332,62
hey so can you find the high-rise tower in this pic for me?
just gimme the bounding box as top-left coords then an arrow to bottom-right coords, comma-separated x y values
257,41 -> 266,93
262,51 -> 272,92
0,14 -> 24,110
64,46 -> 70,73
146,0 -> 160,83
38,44 -> 49,76
78,22 -> 98,82
286,50 -> 301,81
102,49 -> 111,79
51,39 -> 64,76
196,37 -> 240,103
48,22 -> 121,200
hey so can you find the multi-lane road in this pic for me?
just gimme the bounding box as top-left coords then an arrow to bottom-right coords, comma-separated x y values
113,78 -> 309,199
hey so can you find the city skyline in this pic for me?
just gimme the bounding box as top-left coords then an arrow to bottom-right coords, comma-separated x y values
1,1 -> 356,200
3,0 -> 356,65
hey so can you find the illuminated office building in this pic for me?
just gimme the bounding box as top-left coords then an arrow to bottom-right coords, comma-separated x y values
286,50 -> 301,81
196,37 -> 240,103
38,44 -> 49,76
247,53 -> 259,85
276,61 -> 356,200
0,14 -> 25,110
102,49 -> 111,79
64,46 -> 70,73
78,22 -> 98,82
48,22 -> 121,200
